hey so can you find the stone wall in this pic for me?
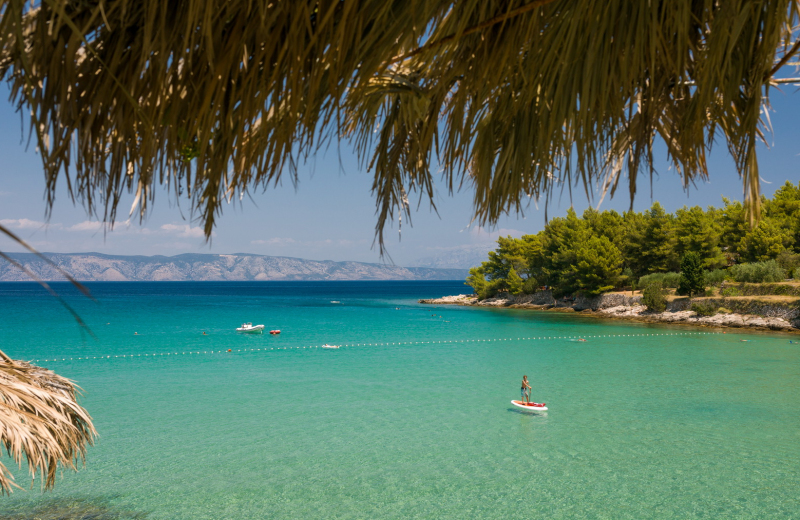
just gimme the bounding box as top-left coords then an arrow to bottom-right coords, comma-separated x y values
447,290 -> 643,311
574,292 -> 643,311
667,297 -> 800,321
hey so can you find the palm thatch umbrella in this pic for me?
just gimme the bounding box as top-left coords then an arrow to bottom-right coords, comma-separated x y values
1,1 -> 799,248
0,350 -> 96,494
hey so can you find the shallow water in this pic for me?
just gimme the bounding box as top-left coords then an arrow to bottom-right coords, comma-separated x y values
0,281 -> 798,519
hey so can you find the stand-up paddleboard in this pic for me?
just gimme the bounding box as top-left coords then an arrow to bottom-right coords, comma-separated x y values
321,344 -> 340,349
511,400 -> 547,411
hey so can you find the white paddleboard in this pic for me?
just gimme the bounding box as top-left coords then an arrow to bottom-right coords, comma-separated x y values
511,400 -> 547,411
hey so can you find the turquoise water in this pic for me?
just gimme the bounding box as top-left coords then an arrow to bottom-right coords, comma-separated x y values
0,281 -> 798,519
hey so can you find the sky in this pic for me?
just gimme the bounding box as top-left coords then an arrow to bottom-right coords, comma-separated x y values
1,85 -> 799,267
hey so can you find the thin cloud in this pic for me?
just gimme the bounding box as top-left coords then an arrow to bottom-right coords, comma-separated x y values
160,223 -> 208,238
0,218 -> 54,230
67,221 -> 103,232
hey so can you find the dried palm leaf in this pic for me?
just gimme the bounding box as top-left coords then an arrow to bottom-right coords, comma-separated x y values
0,0 -> 799,250
0,351 -> 96,494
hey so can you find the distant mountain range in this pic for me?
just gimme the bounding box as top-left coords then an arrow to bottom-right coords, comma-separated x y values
0,253 -> 469,282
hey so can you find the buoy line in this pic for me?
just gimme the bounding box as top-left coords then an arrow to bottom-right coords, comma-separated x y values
30,331 -> 722,363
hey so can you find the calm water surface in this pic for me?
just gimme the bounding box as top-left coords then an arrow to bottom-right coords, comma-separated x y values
0,281 -> 798,519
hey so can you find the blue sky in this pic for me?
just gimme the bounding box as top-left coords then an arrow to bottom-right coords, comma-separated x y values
1,85 -> 798,266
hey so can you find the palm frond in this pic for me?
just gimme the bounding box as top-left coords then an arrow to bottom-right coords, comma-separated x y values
0,353 -> 97,494
1,0 -> 798,248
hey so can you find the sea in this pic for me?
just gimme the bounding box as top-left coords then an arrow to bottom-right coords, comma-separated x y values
0,281 -> 798,519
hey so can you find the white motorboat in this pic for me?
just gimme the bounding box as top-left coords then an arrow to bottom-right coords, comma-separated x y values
321,344 -> 340,349
236,322 -> 265,333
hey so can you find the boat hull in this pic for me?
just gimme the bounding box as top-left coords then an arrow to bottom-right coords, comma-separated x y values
236,325 -> 265,333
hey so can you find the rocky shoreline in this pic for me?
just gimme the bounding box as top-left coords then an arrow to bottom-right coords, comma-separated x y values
420,291 -> 800,332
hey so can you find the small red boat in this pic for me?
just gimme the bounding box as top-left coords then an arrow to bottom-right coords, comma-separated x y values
269,330 -> 281,335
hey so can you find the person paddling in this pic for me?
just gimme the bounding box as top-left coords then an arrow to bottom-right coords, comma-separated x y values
521,375 -> 532,404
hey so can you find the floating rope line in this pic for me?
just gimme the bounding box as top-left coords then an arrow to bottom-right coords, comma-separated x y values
31,331 -> 722,363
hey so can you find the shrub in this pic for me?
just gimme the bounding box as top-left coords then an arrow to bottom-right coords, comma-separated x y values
638,273 -> 658,286
704,269 -> 728,287
521,277 -> 539,295
729,260 -> 786,283
721,283 -> 800,297
691,302 -> 717,316
638,272 -> 681,289
720,286 -> 741,297
662,272 -> 681,288
641,281 -> 667,312
776,250 -> 800,278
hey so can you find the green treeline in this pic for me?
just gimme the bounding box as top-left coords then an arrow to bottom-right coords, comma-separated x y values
467,181 -> 800,299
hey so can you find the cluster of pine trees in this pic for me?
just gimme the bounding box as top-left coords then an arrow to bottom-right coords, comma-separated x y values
467,181 -> 800,298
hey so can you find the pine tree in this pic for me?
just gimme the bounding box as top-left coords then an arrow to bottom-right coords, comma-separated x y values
765,181 -> 800,249
506,268 -> 524,295
568,236 -> 623,296
465,267 -> 487,298
719,197 -> 750,257
738,218 -> 793,261
620,210 -> 648,277
639,203 -> 679,273
674,205 -> 726,269
677,252 -> 706,297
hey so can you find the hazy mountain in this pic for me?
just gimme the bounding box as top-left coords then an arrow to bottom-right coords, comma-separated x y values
0,253 -> 469,282
412,244 -> 493,269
